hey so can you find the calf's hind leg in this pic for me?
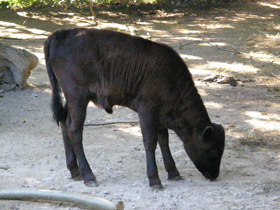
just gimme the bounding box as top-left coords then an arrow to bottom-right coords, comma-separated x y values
61,110 -> 81,181
66,92 -> 98,187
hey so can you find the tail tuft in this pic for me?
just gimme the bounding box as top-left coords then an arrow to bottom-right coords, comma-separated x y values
44,35 -> 67,125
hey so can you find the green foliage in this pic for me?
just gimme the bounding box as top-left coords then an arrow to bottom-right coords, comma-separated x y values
4,0 -> 40,7
3,0 -> 68,8
0,1 -> 9,8
1,0 -> 237,8
1,0 -> 74,8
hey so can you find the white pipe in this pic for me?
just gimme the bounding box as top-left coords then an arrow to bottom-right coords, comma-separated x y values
0,189 -> 124,210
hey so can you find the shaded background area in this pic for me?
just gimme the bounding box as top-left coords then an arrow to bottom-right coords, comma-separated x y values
0,1 -> 279,209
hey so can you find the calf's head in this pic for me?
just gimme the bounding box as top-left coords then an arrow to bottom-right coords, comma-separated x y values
184,123 -> 225,180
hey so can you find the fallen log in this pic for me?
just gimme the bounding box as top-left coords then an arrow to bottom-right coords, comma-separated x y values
0,43 -> 38,91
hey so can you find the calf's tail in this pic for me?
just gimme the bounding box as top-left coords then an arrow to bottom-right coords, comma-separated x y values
44,35 -> 67,125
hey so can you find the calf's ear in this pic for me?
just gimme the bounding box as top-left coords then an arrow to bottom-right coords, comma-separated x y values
201,126 -> 214,141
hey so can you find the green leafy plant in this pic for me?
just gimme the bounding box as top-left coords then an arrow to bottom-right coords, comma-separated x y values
0,0 -> 238,8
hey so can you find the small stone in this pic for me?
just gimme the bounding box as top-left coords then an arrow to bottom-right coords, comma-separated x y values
228,77 -> 238,87
103,191 -> 110,195
203,74 -> 218,82
0,165 -> 10,170
186,179 -> 193,183
31,92 -> 38,97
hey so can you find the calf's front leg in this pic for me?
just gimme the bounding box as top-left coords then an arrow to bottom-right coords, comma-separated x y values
158,128 -> 182,181
67,97 -> 98,187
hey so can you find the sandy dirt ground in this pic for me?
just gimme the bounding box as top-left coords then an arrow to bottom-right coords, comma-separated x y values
0,1 -> 280,209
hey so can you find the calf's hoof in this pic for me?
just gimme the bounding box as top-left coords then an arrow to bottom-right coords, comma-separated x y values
168,175 -> 183,181
85,180 -> 99,187
70,168 -> 80,180
72,174 -> 83,181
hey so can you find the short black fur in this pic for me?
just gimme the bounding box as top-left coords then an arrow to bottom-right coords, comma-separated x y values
44,28 -> 225,188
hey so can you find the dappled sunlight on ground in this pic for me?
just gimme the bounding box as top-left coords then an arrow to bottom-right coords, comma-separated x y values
258,1 -> 280,9
17,11 -> 50,21
207,62 -> 260,74
247,51 -> 280,64
244,111 -> 280,131
174,28 -> 202,35
0,20 -> 48,39
180,53 -> 203,60
204,101 -> 223,110
198,41 -> 227,47
197,23 -> 234,29
97,22 -> 129,31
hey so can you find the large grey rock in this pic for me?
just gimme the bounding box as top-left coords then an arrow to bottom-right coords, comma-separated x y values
0,43 -> 38,91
